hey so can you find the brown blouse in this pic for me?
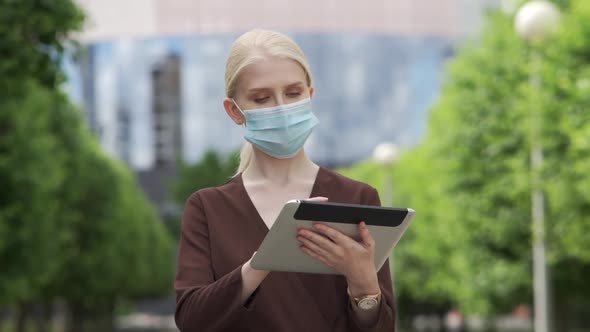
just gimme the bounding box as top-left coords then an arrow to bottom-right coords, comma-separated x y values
174,167 -> 396,332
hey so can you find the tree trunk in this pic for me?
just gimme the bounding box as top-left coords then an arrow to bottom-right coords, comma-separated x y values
553,297 -> 571,332
15,301 -> 33,332
104,300 -> 115,332
0,307 -> 6,331
35,301 -> 53,332
66,301 -> 85,332
84,299 -> 116,332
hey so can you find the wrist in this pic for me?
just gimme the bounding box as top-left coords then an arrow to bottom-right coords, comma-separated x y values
348,287 -> 382,303
243,260 -> 269,279
347,273 -> 380,297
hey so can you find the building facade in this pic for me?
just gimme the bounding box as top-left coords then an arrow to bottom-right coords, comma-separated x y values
65,0 -> 499,208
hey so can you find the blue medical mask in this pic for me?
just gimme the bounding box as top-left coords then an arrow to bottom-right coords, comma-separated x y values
232,98 -> 319,159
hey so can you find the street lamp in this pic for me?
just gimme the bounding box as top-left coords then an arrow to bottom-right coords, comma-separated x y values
372,141 -> 400,330
515,1 -> 560,41
372,142 -> 400,208
514,2 -> 560,332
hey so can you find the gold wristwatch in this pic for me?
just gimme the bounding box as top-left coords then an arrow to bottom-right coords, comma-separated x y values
348,288 -> 381,310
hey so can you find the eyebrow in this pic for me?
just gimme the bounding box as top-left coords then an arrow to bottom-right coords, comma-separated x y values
247,81 -> 305,93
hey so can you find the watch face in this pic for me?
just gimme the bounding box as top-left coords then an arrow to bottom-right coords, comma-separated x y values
358,298 -> 379,310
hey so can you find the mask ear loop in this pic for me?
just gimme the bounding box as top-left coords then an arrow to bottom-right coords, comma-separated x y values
231,99 -> 247,127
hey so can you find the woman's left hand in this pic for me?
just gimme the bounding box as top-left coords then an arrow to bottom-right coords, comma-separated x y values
297,222 -> 380,297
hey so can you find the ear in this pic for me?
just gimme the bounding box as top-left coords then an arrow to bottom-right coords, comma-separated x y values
309,87 -> 314,99
223,98 -> 245,125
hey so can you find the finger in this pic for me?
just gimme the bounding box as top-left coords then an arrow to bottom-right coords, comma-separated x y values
300,245 -> 334,268
303,196 -> 329,202
312,223 -> 349,246
358,222 -> 375,247
297,234 -> 337,260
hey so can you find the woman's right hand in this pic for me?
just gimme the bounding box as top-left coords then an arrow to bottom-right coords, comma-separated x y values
243,251 -> 269,274
241,252 -> 270,303
241,197 -> 327,303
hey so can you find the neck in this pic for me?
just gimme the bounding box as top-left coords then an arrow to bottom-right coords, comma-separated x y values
243,148 -> 318,184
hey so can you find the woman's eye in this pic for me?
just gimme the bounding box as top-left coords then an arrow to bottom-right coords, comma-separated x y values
254,96 -> 270,103
287,92 -> 301,97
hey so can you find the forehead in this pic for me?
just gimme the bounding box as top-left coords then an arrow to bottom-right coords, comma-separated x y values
237,57 -> 307,92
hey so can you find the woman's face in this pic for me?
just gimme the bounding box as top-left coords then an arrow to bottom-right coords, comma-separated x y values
224,56 -> 314,125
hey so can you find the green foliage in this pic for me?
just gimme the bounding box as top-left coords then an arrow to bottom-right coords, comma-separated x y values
0,81 -> 66,305
0,0 -> 174,327
0,82 -> 174,310
108,161 -> 174,299
538,0 -> 590,312
173,149 -> 240,204
340,0 -> 590,319
45,108 -> 174,308
421,11 -> 533,314
0,0 -> 84,94
541,0 -> 590,260
339,153 -> 471,313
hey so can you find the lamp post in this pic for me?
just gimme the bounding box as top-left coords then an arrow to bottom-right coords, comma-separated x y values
372,142 -> 400,208
514,2 -> 560,332
372,142 -> 399,329
373,142 -> 399,330
373,142 -> 400,278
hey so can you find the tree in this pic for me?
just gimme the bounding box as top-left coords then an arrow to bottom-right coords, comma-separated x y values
0,0 -> 84,95
339,155 -> 464,328
51,128 -> 174,332
0,82 -> 67,332
538,0 -> 590,327
340,0 -> 590,328
424,0 -> 590,319
1,1 -> 176,331
420,10 -> 533,316
170,149 -> 239,238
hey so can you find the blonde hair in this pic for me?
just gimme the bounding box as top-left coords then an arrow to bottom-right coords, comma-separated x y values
224,29 -> 313,174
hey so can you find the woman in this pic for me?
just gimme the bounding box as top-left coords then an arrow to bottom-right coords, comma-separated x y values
174,29 -> 395,332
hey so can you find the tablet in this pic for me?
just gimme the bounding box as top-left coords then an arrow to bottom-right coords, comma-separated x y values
250,199 -> 415,274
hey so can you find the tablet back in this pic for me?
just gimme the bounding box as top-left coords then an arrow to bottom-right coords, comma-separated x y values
250,200 -> 415,274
